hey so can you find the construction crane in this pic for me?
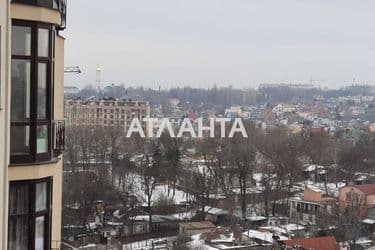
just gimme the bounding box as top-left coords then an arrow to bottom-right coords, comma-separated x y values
309,78 -> 325,85
64,66 -> 81,74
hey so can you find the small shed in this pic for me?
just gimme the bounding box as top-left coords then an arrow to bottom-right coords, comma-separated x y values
179,221 -> 215,236
203,206 -> 229,225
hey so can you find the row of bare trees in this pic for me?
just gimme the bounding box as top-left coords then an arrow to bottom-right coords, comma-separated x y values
63,122 -> 375,237
63,125 -> 185,231
193,123 -> 375,223
195,124 -> 305,218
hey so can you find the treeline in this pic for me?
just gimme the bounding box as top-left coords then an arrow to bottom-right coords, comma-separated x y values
257,86 -> 320,103
73,85 -> 257,108
69,83 -> 375,107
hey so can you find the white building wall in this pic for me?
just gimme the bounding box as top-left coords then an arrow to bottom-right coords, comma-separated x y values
0,0 -> 10,248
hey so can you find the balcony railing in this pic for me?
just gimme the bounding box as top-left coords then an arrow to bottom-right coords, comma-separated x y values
55,0 -> 67,30
52,120 -> 65,156
11,0 -> 67,30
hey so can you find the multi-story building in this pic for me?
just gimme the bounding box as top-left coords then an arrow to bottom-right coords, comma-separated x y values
289,187 -> 336,225
0,0 -> 66,249
64,98 -> 150,132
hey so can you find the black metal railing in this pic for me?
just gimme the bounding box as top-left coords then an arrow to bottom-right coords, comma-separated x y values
55,0 -> 67,30
11,0 -> 67,30
52,120 -> 65,156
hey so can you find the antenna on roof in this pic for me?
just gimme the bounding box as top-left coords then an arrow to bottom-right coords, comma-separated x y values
96,65 -> 102,92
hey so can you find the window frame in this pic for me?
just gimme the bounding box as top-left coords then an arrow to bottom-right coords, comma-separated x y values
11,0 -> 58,10
8,177 -> 53,250
11,20 -> 54,164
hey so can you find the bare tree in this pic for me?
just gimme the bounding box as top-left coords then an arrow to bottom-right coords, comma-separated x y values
188,165 -> 214,214
316,204 -> 363,243
159,134 -> 183,199
139,141 -> 163,232
257,128 -> 303,216
304,131 -> 334,184
227,126 -> 258,219
64,125 -> 80,171
196,137 -> 232,197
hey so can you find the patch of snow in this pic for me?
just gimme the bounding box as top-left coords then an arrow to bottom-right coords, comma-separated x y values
122,236 -> 176,250
362,218 -> 375,225
280,224 -> 305,232
243,229 -> 288,243
204,206 -> 229,215
188,234 -> 218,250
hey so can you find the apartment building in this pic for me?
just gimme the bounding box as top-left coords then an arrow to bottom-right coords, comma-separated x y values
64,98 -> 150,132
0,0 -> 66,249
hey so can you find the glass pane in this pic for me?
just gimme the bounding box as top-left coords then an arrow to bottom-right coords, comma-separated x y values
37,126 -> 49,154
12,26 -> 31,56
35,216 -> 45,250
11,60 -> 31,122
8,217 -> 29,250
36,182 -> 47,212
38,63 -> 47,119
9,183 -> 29,215
38,28 -> 49,57
53,0 -> 58,9
10,126 -> 30,155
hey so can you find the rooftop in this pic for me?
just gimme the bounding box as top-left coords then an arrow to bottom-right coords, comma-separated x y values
204,206 -> 229,215
180,221 -> 215,230
243,229 -> 288,244
354,184 -> 375,195
283,236 -> 339,250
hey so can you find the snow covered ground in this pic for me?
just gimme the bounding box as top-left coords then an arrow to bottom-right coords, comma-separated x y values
187,234 -> 218,250
122,236 -> 176,250
243,229 -> 288,243
116,173 -> 191,206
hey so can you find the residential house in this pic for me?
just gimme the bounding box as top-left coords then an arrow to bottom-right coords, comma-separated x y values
289,187 -> 336,225
303,164 -> 328,182
272,103 -> 296,116
203,206 -> 230,225
283,236 -> 340,250
243,229 -> 288,246
201,226 -> 258,249
123,214 -> 180,235
339,184 -> 375,219
179,221 -> 215,236
246,215 -> 267,229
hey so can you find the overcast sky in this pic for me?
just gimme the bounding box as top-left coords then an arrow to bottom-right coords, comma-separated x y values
63,0 -> 375,89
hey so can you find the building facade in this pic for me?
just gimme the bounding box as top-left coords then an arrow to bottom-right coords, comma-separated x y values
0,0 -> 66,249
64,98 -> 150,132
289,187 -> 336,225
0,1 -> 10,247
339,184 -> 375,219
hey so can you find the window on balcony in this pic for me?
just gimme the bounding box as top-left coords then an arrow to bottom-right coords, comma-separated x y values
12,0 -> 60,10
8,178 -> 52,250
11,20 -> 54,164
